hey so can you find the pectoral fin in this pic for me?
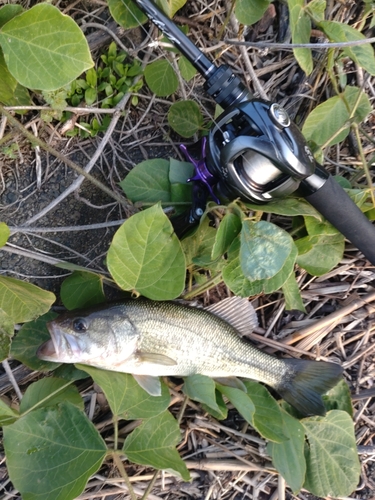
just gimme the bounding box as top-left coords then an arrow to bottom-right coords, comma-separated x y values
137,352 -> 177,366
133,374 -> 162,396
214,376 -> 247,392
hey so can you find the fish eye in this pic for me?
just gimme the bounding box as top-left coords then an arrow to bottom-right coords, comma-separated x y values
72,318 -> 88,333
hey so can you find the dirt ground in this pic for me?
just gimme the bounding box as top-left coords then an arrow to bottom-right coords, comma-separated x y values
1,0 -> 375,499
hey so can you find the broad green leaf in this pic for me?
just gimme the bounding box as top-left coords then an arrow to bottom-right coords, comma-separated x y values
281,272 -> 306,312
306,0 -> 326,22
10,311 -> 59,371
243,381 -> 287,442
144,59 -> 178,96
60,271 -> 105,310
108,0 -> 147,29
296,233 -> 344,276
169,158 -> 194,205
0,4 -> 24,28
323,379 -> 353,417
267,410 -> 306,494
211,212 -> 242,260
123,410 -> 190,480
288,1 -> 313,75
302,410 -> 361,497
262,245 -> 297,294
201,390 -> 228,420
77,365 -> 170,419
3,402 -> 107,500
0,4 -> 93,91
235,0 -> 270,26
319,20 -> 375,75
240,221 -> 294,281
183,374 -> 222,414
181,216 -> 213,266
0,49 -> 17,104
0,397 -> 18,426
107,203 -> 186,299
304,215 -> 339,236
178,55 -> 197,81
223,238 -> 265,297
216,384 -> 255,425
0,309 -> 13,361
245,196 -> 323,219
169,158 -> 194,185
20,378 -> 83,414
168,100 -> 203,137
158,0 -> 187,17
0,222 -> 10,246
302,86 -> 372,148
119,158 -> 171,203
0,276 -> 55,323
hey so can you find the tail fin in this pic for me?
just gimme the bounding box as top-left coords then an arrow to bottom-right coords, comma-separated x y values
276,359 -> 343,417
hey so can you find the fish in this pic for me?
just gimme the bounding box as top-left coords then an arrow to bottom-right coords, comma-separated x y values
37,296 -> 343,416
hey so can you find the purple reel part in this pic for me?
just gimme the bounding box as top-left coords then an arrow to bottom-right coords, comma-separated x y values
180,138 -> 220,205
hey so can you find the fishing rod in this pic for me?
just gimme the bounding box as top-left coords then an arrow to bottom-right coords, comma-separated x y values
133,0 -> 375,264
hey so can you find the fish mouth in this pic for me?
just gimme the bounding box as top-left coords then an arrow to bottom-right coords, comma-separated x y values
37,321 -> 81,362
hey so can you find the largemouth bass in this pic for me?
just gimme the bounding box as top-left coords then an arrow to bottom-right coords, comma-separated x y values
37,296 -> 342,416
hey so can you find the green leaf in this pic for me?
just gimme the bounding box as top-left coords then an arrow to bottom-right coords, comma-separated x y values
212,212 -> 242,260
0,276 -> 55,323
0,309 -> 13,362
323,379 -> 353,416
123,410 -> 190,480
0,49 -> 17,104
60,271 -> 105,310
0,222 -> 10,246
0,397 -> 18,426
281,272 -> 306,312
144,59 -> 178,96
302,86 -> 372,148
216,384 -> 255,425
119,158 -> 171,203
0,4 -> 24,28
10,311 -> 59,372
77,365 -> 170,419
245,196 -> 324,219
302,410 -> 361,497
243,381 -> 287,442
168,100 -> 203,137
304,215 -> 339,236
306,0 -> 326,22
319,20 -> 375,75
107,203 -> 186,299
20,378 -> 83,414
240,221 -> 294,281
0,3 -> 93,91
296,233 -> 344,276
178,55 -> 196,81
3,402 -> 107,500
267,410 -> 306,494
158,0 -> 187,17
183,374 -> 223,414
235,0 -> 271,26
288,0 -> 313,74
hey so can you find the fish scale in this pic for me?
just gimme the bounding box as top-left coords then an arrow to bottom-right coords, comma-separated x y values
37,296 -> 343,416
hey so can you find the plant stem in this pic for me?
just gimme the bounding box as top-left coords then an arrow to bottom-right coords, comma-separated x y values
112,452 -> 138,500
0,104 -> 131,208
141,470 -> 159,500
182,272 -> 223,300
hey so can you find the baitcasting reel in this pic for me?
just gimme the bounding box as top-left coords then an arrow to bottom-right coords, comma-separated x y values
132,0 -> 375,264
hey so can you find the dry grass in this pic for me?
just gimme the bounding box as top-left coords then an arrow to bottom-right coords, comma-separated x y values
1,0 -> 375,498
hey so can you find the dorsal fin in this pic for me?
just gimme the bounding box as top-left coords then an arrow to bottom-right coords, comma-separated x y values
205,296 -> 258,337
